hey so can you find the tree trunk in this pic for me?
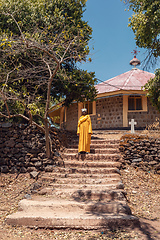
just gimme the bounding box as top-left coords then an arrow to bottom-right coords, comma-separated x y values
44,120 -> 51,158
44,63 -> 60,158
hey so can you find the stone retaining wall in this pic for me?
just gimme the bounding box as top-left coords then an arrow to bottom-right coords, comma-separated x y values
119,134 -> 160,174
0,122 -> 68,174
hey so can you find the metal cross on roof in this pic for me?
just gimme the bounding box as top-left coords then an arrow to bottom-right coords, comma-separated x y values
130,48 -> 141,67
131,47 -> 140,58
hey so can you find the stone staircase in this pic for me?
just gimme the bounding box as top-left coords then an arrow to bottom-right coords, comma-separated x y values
6,135 -> 139,230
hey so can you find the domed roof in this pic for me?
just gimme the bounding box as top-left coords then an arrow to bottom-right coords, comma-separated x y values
130,56 -> 141,66
95,68 -> 155,94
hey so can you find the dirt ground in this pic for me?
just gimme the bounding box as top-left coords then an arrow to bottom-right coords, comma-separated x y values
0,131 -> 160,239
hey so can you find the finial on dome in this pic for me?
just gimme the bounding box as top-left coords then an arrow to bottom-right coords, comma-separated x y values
130,48 -> 140,68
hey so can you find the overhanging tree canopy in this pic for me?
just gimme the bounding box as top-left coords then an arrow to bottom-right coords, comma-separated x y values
122,0 -> 160,113
143,69 -> 160,112
0,0 -> 95,103
0,0 -> 96,114
0,0 -> 97,157
123,0 -> 160,64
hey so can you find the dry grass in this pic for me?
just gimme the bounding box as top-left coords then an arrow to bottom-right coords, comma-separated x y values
142,117 -> 160,139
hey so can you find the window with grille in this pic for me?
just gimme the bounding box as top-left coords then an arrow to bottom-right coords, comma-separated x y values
83,101 -> 93,114
128,95 -> 142,110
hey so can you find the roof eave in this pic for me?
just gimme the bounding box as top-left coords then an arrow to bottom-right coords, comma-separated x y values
97,89 -> 147,99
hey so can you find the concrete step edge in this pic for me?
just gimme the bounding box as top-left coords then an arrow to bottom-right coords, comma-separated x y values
40,183 -> 124,190
41,173 -> 120,180
6,213 -> 139,230
54,167 -> 120,174
18,199 -> 127,207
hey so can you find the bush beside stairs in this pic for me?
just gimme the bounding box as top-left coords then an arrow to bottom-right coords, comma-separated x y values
6,134 -> 139,230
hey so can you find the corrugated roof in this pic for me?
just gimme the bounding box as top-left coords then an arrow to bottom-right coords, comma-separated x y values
95,68 -> 155,94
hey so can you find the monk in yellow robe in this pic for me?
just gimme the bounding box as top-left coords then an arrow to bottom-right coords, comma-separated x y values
77,108 -> 93,154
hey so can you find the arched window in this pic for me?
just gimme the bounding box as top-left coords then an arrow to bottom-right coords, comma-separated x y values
128,95 -> 142,110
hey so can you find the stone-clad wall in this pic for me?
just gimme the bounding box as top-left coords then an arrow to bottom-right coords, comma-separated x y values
0,122 -> 68,174
119,134 -> 160,174
91,96 -> 123,129
64,96 -> 160,131
64,97 -> 123,131
128,100 -> 160,128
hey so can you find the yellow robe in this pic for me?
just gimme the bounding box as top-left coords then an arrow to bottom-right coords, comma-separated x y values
77,115 -> 93,153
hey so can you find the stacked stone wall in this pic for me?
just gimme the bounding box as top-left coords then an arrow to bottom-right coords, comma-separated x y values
119,134 -> 160,174
0,122 -> 69,174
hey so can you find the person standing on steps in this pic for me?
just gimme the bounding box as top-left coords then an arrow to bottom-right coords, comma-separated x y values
77,108 -> 93,154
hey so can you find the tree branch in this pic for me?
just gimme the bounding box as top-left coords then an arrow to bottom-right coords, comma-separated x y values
44,63 -> 60,119
60,36 -> 78,63
4,12 -> 28,47
0,90 -> 12,117
0,112 -> 45,133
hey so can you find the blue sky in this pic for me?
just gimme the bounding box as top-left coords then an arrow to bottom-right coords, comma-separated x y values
78,0 -> 159,83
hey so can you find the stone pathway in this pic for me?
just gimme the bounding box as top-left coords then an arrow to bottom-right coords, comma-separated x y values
6,133 -> 139,230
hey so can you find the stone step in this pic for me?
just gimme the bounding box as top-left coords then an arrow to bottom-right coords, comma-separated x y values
62,153 -> 121,161
6,136 -> 139,230
69,143 -> 119,149
48,177 -> 120,185
72,139 -> 120,144
63,160 -> 121,169
6,211 -> 139,230
38,188 -> 126,202
17,199 -> 131,215
71,189 -> 126,202
6,199 -> 139,230
41,172 -> 120,181
39,183 -> 124,191
65,148 -> 119,154
54,166 -> 120,174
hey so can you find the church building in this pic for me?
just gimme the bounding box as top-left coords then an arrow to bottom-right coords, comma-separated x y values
48,56 -> 160,131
